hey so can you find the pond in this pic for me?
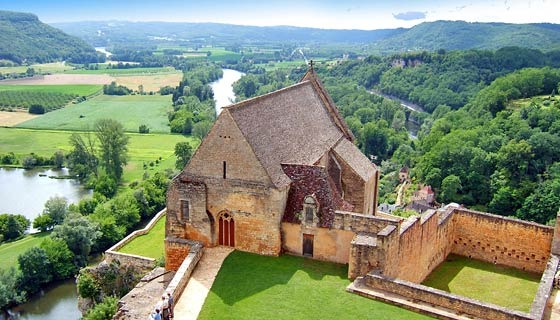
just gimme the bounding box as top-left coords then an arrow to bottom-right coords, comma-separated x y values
0,167 -> 92,224
210,69 -> 245,114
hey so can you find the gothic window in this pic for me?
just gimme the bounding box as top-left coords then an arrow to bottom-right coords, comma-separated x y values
181,200 -> 190,221
302,195 -> 318,226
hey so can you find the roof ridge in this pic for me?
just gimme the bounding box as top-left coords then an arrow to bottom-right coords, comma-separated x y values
223,81 -> 311,112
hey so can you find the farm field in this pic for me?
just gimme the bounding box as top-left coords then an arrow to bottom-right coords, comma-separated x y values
0,111 -> 38,126
0,127 -> 193,183
17,94 -> 173,133
118,215 -> 165,259
198,251 -> 431,320
115,72 -> 182,92
422,254 -> 541,312
0,74 -> 114,85
0,232 -> 50,270
0,84 -> 102,96
0,62 -> 74,75
63,66 -> 177,75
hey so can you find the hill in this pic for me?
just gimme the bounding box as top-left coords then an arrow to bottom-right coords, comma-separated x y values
0,10 -> 103,64
51,20 -> 560,53
372,21 -> 560,52
51,21 -> 405,47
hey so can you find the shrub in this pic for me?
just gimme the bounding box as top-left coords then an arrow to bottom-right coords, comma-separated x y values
28,104 -> 45,114
83,296 -> 119,320
0,152 -> 17,165
138,124 -> 150,134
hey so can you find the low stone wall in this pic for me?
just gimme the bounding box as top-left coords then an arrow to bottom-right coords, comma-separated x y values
530,255 -> 560,319
164,241 -> 203,302
364,271 -> 532,320
105,208 -> 166,271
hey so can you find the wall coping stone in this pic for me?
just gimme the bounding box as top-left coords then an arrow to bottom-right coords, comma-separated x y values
530,254 -> 560,319
399,216 -> 419,235
420,209 -> 437,224
352,234 -> 377,246
378,224 -> 397,237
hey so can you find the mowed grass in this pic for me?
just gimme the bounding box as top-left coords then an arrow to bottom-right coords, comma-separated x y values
199,251 -> 432,320
64,67 -> 177,75
0,127 -> 194,182
0,84 -> 102,96
17,94 -> 172,133
0,232 -> 50,270
118,215 -> 165,259
422,254 -> 541,312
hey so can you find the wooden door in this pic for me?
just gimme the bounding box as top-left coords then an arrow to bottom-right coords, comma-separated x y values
303,234 -> 314,257
218,211 -> 235,247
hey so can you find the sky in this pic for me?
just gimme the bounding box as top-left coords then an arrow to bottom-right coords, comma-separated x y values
0,0 -> 558,30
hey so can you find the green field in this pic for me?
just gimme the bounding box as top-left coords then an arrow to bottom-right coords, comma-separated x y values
0,84 -> 102,96
0,232 -> 50,270
0,62 -> 74,74
17,94 -> 172,133
64,67 -> 177,75
0,127 -> 193,182
422,254 -> 541,312
118,215 -> 165,259
199,251 -> 431,320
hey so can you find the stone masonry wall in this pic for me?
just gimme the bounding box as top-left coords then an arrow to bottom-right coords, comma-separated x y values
381,210 -> 455,283
281,222 -> 355,264
165,237 -> 196,271
452,209 -> 554,273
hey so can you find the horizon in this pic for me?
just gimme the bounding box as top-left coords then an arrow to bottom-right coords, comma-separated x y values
1,0 -> 559,30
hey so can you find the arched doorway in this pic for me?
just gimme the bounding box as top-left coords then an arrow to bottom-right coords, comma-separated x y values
218,211 -> 235,247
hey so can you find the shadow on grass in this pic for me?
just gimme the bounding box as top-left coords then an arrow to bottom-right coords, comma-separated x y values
422,254 -> 541,293
209,251 -> 347,306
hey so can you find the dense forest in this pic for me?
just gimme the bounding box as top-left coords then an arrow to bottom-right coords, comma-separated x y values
0,11 -> 104,64
232,48 -> 560,225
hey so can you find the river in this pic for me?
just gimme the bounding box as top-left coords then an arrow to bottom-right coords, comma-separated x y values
0,168 -> 92,224
210,69 -> 245,114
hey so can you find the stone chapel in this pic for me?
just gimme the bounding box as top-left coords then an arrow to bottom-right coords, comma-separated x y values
165,68 -> 379,268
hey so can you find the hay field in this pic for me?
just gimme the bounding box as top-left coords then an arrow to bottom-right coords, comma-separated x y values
115,72 -> 182,92
0,111 -> 38,126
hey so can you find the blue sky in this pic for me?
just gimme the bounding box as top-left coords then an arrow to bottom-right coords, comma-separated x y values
1,0 -> 558,29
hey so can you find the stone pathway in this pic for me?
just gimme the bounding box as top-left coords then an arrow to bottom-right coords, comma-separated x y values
546,289 -> 560,319
172,246 -> 234,320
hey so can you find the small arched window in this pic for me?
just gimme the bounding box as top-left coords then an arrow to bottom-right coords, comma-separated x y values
302,195 -> 318,226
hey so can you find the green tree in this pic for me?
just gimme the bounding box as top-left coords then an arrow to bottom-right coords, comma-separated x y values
52,150 -> 65,168
440,175 -> 462,203
51,212 -> 101,267
192,120 -> 212,141
0,267 -> 25,311
95,119 -> 129,181
0,214 -> 30,241
77,270 -> 100,301
67,132 -> 98,181
94,175 -> 118,198
17,247 -> 52,295
83,296 -> 119,320
32,214 -> 53,232
40,237 -> 77,280
174,142 -> 193,170
43,196 -> 69,226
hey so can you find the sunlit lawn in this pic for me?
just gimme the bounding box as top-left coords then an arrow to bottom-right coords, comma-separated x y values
118,215 -> 165,259
199,251 -> 432,320
0,232 -> 50,270
422,254 -> 541,312
17,94 -> 173,133
0,127 -> 195,183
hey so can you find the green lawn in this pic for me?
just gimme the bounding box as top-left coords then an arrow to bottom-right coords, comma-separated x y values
16,94 -> 173,133
118,215 -> 165,259
0,232 -> 50,270
0,127 -> 194,182
422,254 -> 541,312
199,251 -> 432,320
0,84 -> 102,96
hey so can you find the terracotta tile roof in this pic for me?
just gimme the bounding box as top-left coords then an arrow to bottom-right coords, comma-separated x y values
225,80 -> 344,187
332,138 -> 377,181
